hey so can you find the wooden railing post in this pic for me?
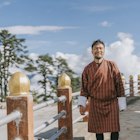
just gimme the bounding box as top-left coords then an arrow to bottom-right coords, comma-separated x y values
138,75 -> 140,95
121,75 -> 125,88
7,72 -> 34,140
57,73 -> 73,140
129,75 -> 134,96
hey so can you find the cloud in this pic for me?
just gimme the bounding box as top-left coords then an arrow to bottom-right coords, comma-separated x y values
54,32 -> 140,79
105,32 -> 140,78
0,1 -> 11,8
3,1 -> 11,5
0,25 -> 78,35
100,21 -> 112,27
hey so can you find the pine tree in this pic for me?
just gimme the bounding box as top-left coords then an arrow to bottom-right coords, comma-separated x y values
0,30 -> 28,101
37,54 -> 54,101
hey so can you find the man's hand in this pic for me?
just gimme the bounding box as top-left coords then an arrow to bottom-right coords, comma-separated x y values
79,105 -> 86,115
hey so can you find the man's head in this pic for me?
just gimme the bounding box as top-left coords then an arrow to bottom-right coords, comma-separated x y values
91,39 -> 105,60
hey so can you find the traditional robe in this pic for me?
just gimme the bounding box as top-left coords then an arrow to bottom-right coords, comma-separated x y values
80,59 -> 125,133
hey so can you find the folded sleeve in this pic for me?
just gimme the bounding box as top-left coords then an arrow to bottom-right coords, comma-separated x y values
78,96 -> 87,107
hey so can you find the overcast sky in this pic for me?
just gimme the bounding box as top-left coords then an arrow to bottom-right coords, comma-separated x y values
1,0 -> 140,78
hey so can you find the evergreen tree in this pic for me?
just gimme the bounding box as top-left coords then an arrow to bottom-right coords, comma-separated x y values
36,54 -> 54,101
71,76 -> 81,92
0,30 -> 28,101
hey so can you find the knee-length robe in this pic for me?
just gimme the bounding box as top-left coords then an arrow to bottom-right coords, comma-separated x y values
80,59 -> 125,133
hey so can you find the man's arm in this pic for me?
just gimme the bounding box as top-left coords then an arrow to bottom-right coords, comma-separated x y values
113,62 -> 125,97
113,62 -> 126,110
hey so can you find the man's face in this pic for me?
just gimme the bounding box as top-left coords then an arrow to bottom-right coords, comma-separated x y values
92,43 -> 105,59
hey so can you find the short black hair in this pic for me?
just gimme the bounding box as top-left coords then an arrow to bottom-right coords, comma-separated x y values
91,39 -> 105,49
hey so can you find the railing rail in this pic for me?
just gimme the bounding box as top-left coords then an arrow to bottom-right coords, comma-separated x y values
72,104 -> 78,110
33,95 -> 66,111
48,127 -> 67,140
73,112 -> 88,124
0,110 -> 22,127
72,91 -> 80,97
34,110 -> 66,134
125,87 -> 130,91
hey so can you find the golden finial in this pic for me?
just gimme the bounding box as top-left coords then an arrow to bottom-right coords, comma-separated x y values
58,73 -> 71,89
129,75 -> 133,80
121,75 -> 125,80
8,72 -> 30,96
138,74 -> 140,80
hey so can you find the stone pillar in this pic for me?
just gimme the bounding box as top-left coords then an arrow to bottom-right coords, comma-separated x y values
7,72 -> 34,140
129,75 -> 134,96
57,73 -> 73,140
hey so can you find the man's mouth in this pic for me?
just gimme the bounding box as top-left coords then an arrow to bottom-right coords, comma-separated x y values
96,53 -> 102,55
95,56 -> 102,59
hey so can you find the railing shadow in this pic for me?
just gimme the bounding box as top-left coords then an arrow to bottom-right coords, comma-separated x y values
126,96 -> 140,105
35,127 -> 58,139
35,127 -> 85,140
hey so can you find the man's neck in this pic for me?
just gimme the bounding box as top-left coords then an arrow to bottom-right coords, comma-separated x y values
94,58 -> 103,64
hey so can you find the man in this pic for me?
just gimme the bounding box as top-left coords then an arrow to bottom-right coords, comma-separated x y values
78,40 -> 125,140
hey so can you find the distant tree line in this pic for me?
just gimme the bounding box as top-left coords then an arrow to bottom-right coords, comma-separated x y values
0,30 -> 80,102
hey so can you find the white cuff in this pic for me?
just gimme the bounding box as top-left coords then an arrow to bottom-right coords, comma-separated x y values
118,97 -> 127,111
78,96 -> 87,107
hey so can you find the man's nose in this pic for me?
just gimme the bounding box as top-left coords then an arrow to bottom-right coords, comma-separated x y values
96,48 -> 100,51
96,49 -> 101,52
